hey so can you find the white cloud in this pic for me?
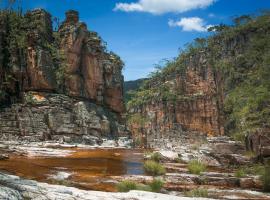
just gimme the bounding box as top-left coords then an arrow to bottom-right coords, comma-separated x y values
208,13 -> 215,18
114,0 -> 216,14
168,17 -> 213,32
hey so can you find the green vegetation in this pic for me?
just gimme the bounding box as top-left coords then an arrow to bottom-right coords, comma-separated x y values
184,188 -> 209,198
150,152 -> 162,162
117,179 -> 165,193
263,161 -> 270,192
187,160 -> 206,175
234,168 -> 247,178
234,163 -> 270,192
174,157 -> 184,163
234,164 -> 265,177
124,78 -> 147,102
116,180 -> 137,192
50,179 -> 73,187
244,151 -> 256,158
127,113 -> 149,127
133,137 -> 143,147
234,163 -> 270,190
149,178 -> 164,192
143,160 -> 166,176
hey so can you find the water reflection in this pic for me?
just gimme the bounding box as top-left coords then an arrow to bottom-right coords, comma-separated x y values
0,148 -> 145,191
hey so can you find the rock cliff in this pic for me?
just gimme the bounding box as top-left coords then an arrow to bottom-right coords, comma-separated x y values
0,9 -> 126,143
127,14 -> 270,150
128,52 -> 224,148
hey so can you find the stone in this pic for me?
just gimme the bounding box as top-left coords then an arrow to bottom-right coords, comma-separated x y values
49,171 -> 72,181
0,154 -> 9,160
159,150 -> 179,160
0,172 -> 208,200
0,186 -> 22,200
0,92 -> 126,143
246,133 -> 270,158
240,178 -> 257,189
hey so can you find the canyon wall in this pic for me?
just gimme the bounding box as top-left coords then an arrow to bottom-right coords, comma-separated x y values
0,9 -> 127,143
127,15 -> 270,149
128,52 -> 224,148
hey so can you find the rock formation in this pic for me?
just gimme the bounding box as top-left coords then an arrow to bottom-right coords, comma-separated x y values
128,51 -> 225,148
127,14 -> 270,151
0,9 -> 126,143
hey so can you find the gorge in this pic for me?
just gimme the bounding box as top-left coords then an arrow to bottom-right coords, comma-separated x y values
0,6 -> 270,200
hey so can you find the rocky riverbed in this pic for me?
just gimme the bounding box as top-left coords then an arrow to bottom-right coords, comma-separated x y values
0,137 -> 269,199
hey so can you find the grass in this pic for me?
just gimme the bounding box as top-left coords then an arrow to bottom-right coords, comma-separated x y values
234,164 -> 264,177
136,184 -> 152,191
149,179 -> 164,192
150,152 -> 162,162
244,151 -> 256,158
117,179 -> 165,193
174,157 -> 184,163
117,180 -> 137,192
191,143 -> 201,151
234,168 -> 247,178
144,160 -> 166,176
187,160 -> 206,175
234,163 -> 270,191
184,188 -> 209,198
263,163 -> 270,192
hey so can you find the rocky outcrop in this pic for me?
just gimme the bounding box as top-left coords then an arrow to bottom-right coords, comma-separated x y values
0,173 -> 200,200
128,52 -> 224,148
0,9 -> 126,142
246,132 -> 270,158
58,10 -> 124,113
0,92 -> 126,143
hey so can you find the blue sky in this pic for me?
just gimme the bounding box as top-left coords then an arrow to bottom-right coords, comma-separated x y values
3,0 -> 270,80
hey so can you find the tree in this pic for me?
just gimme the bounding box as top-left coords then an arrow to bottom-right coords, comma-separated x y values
233,15 -> 252,26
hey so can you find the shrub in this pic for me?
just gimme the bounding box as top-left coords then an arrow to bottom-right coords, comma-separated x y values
184,188 -> 208,198
237,164 -> 265,176
187,160 -> 206,175
144,160 -> 166,176
134,137 -> 143,147
136,184 -> 151,192
174,157 -> 184,163
117,180 -> 137,192
235,168 -> 247,178
116,179 -> 165,193
150,152 -> 162,162
263,164 -> 270,192
244,151 -> 256,158
149,179 -> 164,192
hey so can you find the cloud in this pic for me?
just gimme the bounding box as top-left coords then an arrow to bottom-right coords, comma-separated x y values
208,13 -> 215,18
168,17 -> 213,32
114,0 -> 216,14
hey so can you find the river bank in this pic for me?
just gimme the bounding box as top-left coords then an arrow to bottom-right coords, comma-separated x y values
0,137 -> 269,199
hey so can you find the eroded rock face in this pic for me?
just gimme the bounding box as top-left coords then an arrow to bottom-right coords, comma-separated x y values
129,52 -> 224,148
0,9 -> 126,142
0,92 -> 124,143
25,9 -> 57,91
58,10 -> 125,112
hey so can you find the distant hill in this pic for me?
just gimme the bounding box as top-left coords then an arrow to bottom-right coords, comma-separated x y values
124,78 -> 147,102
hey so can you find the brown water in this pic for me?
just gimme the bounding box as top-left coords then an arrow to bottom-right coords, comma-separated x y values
0,148 -> 145,192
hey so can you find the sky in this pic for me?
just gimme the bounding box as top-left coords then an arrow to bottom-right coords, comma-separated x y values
3,0 -> 270,81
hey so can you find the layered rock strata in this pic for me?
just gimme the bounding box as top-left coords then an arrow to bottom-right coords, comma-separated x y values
0,9 -> 126,142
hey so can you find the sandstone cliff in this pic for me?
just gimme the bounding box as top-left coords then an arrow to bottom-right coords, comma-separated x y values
0,9 -> 127,143
127,14 -> 270,150
128,51 -> 224,148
